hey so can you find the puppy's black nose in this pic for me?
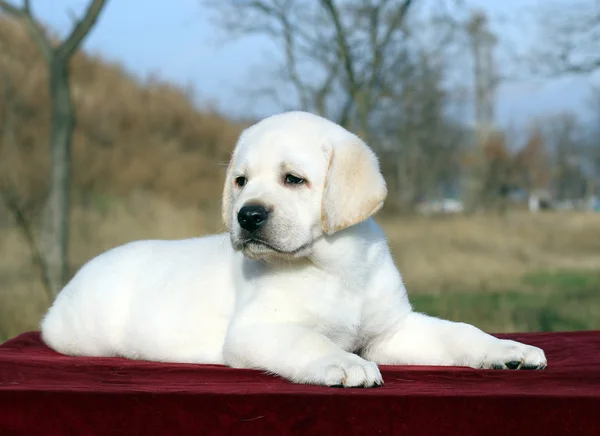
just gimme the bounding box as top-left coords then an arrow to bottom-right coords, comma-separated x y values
237,205 -> 268,232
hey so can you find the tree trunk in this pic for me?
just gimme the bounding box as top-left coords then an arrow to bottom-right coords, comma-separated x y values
40,60 -> 74,297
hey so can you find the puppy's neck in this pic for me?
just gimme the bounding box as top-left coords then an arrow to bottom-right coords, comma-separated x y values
309,218 -> 385,273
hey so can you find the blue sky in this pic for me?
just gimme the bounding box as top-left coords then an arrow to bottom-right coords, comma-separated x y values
27,0 -> 595,127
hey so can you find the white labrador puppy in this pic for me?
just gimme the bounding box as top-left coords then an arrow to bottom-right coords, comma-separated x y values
41,111 -> 546,387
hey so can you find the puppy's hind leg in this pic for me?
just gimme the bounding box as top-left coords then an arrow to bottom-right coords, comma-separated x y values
363,312 -> 547,370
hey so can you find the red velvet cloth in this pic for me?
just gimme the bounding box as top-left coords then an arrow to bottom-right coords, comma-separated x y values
1,331 -> 599,436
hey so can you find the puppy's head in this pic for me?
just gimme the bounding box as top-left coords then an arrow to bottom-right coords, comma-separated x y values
222,111 -> 387,261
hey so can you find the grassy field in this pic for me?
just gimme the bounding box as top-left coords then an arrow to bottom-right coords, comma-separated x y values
411,270 -> 600,333
1,199 -> 600,341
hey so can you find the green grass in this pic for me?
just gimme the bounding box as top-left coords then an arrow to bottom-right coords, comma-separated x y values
411,270 -> 600,333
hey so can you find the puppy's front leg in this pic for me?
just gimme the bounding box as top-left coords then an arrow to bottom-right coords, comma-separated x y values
223,322 -> 383,387
365,312 -> 547,370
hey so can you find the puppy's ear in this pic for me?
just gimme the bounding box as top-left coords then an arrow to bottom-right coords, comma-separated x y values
321,135 -> 387,235
221,150 -> 237,230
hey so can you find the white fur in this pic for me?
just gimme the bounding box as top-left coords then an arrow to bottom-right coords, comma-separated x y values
41,111 -> 546,387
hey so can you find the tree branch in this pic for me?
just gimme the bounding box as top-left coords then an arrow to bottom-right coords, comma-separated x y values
378,0 -> 412,53
0,180 -> 53,304
313,60 -> 340,116
367,0 -> 413,94
0,0 -> 21,15
528,0 -> 600,76
57,0 -> 108,60
0,0 -> 52,62
0,48 -> 53,302
319,0 -> 359,94
279,5 -> 310,110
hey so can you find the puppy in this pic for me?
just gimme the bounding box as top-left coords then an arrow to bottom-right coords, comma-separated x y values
41,111 -> 546,387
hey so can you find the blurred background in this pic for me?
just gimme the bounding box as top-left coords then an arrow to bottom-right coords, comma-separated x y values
1,0 -> 599,341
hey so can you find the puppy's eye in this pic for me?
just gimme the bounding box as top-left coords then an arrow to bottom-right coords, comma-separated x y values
284,174 -> 305,185
235,176 -> 247,187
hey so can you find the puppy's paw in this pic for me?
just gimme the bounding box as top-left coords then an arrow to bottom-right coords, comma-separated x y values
480,339 -> 547,370
303,353 -> 383,388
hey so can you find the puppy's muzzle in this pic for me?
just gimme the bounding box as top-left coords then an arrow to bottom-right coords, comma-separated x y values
238,204 -> 269,232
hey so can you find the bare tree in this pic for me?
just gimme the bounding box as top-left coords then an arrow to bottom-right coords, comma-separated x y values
375,48 -> 466,210
584,88 -> 600,192
513,126 -> 551,197
461,10 -> 501,213
541,113 -> 590,201
319,0 -> 416,133
0,182 -> 53,302
206,0 -> 422,134
0,39 -> 53,301
467,11 -> 498,138
529,0 -> 600,76
0,0 -> 109,296
480,132 -> 512,212
207,0 -> 465,212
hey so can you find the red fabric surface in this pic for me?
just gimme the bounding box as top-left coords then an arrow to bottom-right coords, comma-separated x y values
0,331 -> 599,436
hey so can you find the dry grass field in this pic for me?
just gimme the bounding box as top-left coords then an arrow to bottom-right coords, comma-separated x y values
2,195 -> 600,341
